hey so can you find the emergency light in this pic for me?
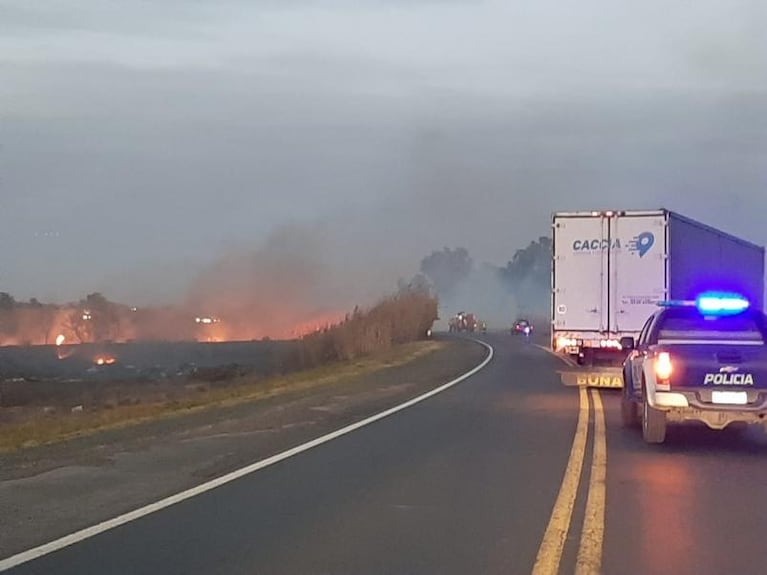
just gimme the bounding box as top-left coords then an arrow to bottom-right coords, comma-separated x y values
657,292 -> 750,316
695,292 -> 750,315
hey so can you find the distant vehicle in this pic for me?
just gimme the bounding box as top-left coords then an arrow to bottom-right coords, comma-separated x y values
512,319 -> 533,335
449,312 -> 478,333
552,209 -> 765,372
620,293 -> 767,444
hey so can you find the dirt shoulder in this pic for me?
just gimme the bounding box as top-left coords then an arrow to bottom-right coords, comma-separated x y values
0,336 -> 487,559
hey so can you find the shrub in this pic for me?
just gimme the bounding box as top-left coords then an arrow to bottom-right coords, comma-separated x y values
298,287 -> 438,368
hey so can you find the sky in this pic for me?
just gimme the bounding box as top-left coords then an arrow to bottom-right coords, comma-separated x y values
1,0 -> 767,307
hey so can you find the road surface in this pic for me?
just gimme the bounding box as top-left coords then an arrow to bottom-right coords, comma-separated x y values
4,333 -> 767,574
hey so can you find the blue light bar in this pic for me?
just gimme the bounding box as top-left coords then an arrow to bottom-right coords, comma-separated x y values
695,292 -> 750,315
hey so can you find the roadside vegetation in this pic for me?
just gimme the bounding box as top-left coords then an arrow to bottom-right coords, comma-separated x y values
0,287 -> 440,453
298,286 -> 438,366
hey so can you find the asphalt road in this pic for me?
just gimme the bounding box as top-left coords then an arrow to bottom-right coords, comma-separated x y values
5,333 -> 767,574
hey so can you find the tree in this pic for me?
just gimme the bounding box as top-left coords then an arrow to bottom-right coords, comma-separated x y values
419,247 -> 473,298
0,293 -> 18,338
501,236 -> 552,285
82,292 -> 120,342
500,236 -> 552,314
38,305 -> 58,345
0,292 -> 15,311
63,308 -> 92,344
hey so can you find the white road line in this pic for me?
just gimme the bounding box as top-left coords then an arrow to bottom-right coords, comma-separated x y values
533,344 -> 579,367
0,340 -> 494,572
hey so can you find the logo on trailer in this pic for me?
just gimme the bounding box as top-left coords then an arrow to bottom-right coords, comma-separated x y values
572,239 -> 622,252
571,231 -> 655,256
627,232 -> 655,258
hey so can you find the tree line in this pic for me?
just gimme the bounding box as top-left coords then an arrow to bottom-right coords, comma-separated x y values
416,236 -> 552,317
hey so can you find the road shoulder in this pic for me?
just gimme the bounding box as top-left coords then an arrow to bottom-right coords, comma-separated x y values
0,337 -> 487,559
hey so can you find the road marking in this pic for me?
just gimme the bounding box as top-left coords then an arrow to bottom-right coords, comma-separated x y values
532,386 -> 590,575
534,344 -> 579,367
575,389 -> 607,575
0,341 -> 494,572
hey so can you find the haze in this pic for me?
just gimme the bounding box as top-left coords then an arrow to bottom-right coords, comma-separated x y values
2,0 -> 766,308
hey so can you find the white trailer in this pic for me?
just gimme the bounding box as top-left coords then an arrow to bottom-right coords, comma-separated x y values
552,209 -> 765,367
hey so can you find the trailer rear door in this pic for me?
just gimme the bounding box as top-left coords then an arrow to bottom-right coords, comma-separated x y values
609,213 -> 667,332
553,215 -> 609,332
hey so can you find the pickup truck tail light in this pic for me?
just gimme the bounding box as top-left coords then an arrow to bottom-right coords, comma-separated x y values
654,352 -> 673,381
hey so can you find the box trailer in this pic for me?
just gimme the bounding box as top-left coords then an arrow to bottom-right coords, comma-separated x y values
552,209 -> 765,366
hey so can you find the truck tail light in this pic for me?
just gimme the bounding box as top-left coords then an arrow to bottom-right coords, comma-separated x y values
655,352 -> 673,381
599,339 -> 622,349
556,336 -> 577,350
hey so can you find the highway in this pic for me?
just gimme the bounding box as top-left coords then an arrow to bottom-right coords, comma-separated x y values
4,333 -> 767,574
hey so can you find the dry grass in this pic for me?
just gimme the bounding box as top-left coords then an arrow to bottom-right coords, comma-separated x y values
0,340 -> 444,454
298,287 -> 439,366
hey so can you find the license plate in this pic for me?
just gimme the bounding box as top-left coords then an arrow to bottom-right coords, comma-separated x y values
711,391 -> 748,405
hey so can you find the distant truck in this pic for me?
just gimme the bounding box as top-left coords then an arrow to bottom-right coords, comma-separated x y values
449,312 -> 478,333
552,209 -> 765,366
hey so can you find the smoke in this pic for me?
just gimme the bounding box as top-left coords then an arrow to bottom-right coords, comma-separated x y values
434,263 -> 517,330
183,221 -> 411,340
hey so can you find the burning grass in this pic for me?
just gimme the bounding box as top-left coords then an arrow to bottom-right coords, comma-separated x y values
0,286 -> 440,452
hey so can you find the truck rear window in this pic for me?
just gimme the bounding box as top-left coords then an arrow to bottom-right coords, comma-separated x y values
657,311 -> 765,344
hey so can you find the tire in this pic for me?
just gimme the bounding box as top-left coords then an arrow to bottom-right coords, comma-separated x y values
621,368 -> 639,428
642,394 -> 667,444
621,394 -> 639,428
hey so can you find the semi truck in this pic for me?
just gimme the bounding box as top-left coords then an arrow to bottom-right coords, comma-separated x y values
552,209 -> 765,367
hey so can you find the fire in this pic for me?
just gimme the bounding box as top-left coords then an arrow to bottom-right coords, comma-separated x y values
55,333 -> 75,359
290,312 -> 344,338
94,355 -> 117,366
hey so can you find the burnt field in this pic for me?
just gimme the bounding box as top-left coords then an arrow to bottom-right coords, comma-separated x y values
0,340 -> 302,409
0,340 -> 300,382
0,290 -> 438,429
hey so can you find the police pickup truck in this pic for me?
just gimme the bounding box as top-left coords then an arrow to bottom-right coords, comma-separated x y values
620,292 -> 767,444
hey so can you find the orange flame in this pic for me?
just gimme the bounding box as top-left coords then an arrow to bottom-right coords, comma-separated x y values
94,355 -> 117,366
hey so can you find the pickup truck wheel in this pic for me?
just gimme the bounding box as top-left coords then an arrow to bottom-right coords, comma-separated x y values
621,393 -> 639,428
642,395 -> 667,444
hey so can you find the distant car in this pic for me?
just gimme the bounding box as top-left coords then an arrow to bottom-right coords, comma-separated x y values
621,292 -> 767,444
512,319 -> 533,335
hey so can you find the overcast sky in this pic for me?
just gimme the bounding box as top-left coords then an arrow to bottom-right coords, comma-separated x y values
2,0 -> 766,305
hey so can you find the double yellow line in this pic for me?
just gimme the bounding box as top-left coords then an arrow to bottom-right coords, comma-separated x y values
532,387 -> 607,575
